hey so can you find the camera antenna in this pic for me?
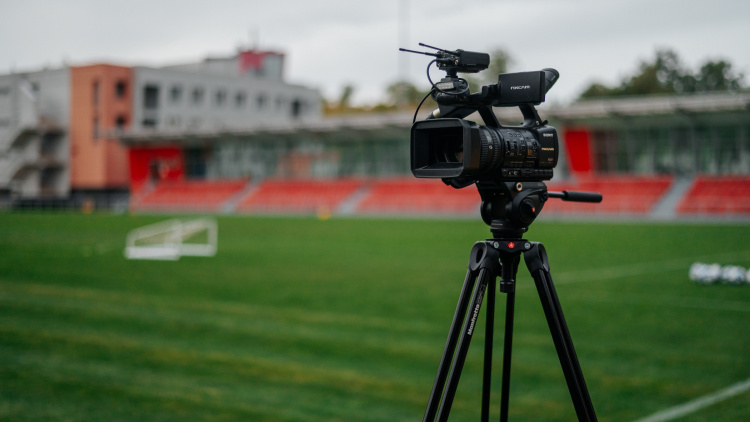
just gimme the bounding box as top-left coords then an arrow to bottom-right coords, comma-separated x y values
418,42 -> 453,53
398,47 -> 438,57
400,43 -> 489,75
398,42 -> 453,57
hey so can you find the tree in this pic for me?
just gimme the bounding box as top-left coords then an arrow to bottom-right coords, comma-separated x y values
578,48 -> 746,100
465,48 -> 514,89
386,81 -> 424,107
579,82 -> 617,98
692,60 -> 744,92
338,84 -> 355,109
623,48 -> 683,95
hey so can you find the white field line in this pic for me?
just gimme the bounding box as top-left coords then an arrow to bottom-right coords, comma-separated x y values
632,377 -> 750,422
547,250 -> 750,285
521,249 -> 750,421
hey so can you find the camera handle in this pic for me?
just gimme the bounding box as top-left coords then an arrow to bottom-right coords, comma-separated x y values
430,76 -> 547,130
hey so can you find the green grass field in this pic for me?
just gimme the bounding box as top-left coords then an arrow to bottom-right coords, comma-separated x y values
1,212 -> 749,421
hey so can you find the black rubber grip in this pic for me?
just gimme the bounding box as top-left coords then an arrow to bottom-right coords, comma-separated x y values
560,191 -> 603,203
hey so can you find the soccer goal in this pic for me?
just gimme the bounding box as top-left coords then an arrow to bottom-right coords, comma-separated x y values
124,218 -> 218,260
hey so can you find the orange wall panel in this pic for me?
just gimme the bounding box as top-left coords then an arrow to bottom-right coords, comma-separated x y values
70,64 -> 132,189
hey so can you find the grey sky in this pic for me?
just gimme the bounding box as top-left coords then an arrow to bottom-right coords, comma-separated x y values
1,0 -> 748,105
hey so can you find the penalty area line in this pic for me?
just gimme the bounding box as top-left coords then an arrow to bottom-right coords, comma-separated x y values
633,377 -> 750,422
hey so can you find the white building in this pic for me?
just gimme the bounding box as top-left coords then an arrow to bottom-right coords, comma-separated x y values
0,49 -> 322,206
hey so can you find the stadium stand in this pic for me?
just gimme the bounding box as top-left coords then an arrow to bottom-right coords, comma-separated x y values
355,178 -> 480,215
235,178 -> 364,214
125,175 -> 750,219
545,174 -> 674,215
130,179 -> 249,213
676,175 -> 750,215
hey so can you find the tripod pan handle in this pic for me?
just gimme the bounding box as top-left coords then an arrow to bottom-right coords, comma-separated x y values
549,191 -> 603,203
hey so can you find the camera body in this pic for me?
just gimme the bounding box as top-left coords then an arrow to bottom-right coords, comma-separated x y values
411,117 -> 558,181
403,45 -> 560,185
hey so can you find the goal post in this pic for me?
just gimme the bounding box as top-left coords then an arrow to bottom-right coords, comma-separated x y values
124,218 -> 218,260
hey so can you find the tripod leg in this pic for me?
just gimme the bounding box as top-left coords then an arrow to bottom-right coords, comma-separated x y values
499,253 -> 520,422
421,242 -> 501,422
524,243 -> 598,422
499,289 -> 515,422
423,266 -> 478,422
436,266 -> 495,422
481,277 -> 496,422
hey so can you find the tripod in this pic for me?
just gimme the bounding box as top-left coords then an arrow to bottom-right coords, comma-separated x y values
422,181 -> 602,422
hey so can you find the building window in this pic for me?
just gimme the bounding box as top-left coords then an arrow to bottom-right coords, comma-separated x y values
170,85 -> 182,103
115,115 -> 127,130
291,99 -> 303,118
93,81 -> 100,107
235,92 -> 246,108
93,117 -> 99,139
257,94 -> 266,110
192,87 -> 204,105
215,89 -> 226,106
115,80 -> 127,98
143,84 -> 159,109
189,117 -> 202,128
184,147 -> 207,178
142,118 -> 157,128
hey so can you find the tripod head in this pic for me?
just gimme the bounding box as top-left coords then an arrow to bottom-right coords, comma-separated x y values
478,181 -> 602,239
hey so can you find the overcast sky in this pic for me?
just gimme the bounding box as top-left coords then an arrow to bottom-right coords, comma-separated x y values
2,0 -> 749,105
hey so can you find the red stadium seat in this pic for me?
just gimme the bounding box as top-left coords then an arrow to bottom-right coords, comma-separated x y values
677,175 -> 750,215
545,174 -> 674,215
131,179 -> 249,212
355,178 -> 480,215
126,174 -> 750,218
235,179 -> 364,214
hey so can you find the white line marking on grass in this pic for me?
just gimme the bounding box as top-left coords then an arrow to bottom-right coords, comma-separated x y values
550,250 -> 750,285
633,377 -> 750,422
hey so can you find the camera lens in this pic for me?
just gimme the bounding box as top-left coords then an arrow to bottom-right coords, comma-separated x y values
410,118 -> 556,180
477,126 -> 502,172
437,137 -> 463,163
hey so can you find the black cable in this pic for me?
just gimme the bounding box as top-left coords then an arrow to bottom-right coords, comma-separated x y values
413,60 -> 473,123
426,59 -> 470,96
413,88 -> 436,123
426,59 -> 438,87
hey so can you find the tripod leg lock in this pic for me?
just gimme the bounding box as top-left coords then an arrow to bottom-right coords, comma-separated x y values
468,242 -> 502,275
523,242 -> 550,275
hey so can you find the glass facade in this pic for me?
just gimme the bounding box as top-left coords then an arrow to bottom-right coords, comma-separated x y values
205,132 -> 410,180
586,122 -> 750,175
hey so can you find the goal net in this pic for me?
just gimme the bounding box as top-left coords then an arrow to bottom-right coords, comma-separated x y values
124,218 -> 218,260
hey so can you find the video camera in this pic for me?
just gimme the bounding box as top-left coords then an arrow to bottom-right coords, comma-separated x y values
400,44 -> 560,188
402,45 -> 603,422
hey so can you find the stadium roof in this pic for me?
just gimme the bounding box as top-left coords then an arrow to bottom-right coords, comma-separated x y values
545,91 -> 750,128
